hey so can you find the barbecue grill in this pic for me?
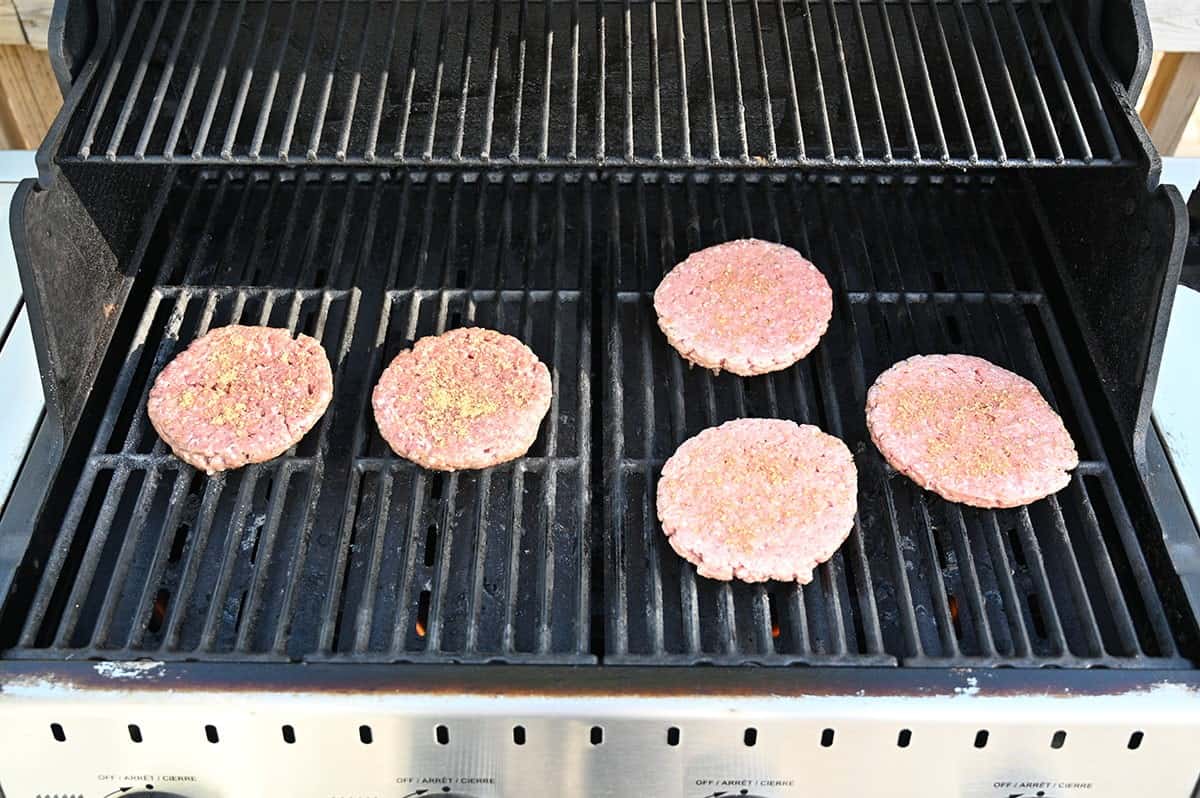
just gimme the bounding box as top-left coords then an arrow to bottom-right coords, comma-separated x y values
2,0 -> 1199,795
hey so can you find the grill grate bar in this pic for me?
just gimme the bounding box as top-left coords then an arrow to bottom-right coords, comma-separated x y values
876,0 -> 919,159
538,0 -> 555,160
659,182 -> 701,655
535,191 -> 564,654
622,0 -> 636,161
1053,1 -> 1120,160
946,505 -> 1000,657
160,0 -> 222,157
949,0 -> 1007,160
364,0 -> 405,161
801,0 -> 836,158
723,0 -> 752,161
698,188 -> 740,657
696,0 -> 721,159
131,0 -> 198,159
63,153 -> 1129,168
604,179 -> 628,655
335,0 -> 376,162
568,0 -> 581,159
593,0 -> 606,159
351,469 -> 398,652
824,0 -> 865,162
465,470 -> 498,651
392,0 -> 429,158
773,0 -> 806,160
191,0 -> 250,159
850,0 -> 891,162
512,0 -> 532,160
248,0 -> 301,160
479,0 -> 501,160
308,0 -> 354,160
276,0 -> 323,158
634,183 -> 666,654
1000,0 -> 1064,162
647,2 -> 665,160
673,0 -> 692,161
902,0 -> 949,161
927,0 -> 979,162
77,0 -> 147,159
453,0 -> 482,160
1027,0 -> 1089,161
423,0 -> 453,162
975,0 -> 1036,161
218,0 -> 274,161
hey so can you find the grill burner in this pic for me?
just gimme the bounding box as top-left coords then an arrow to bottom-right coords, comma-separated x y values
2,171 -> 1194,667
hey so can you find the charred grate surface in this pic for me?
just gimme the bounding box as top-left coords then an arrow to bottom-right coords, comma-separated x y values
1,171 -> 1195,666
602,174 -> 1192,667
317,289 -> 592,662
63,0 -> 1125,168
12,287 -> 360,657
3,172 -> 596,663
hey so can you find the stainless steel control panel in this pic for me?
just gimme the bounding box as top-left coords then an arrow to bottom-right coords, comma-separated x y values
2,669 -> 1198,797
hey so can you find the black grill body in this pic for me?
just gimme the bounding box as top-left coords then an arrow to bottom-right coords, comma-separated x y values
1,0 -> 1198,681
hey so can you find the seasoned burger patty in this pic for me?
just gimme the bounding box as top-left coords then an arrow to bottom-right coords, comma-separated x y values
656,418 -> 858,583
147,325 -> 333,474
653,239 -> 833,376
866,354 -> 1079,508
371,327 -> 553,471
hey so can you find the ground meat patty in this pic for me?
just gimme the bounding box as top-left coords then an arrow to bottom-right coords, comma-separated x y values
653,239 -> 833,376
866,354 -> 1079,508
148,325 -> 333,474
656,418 -> 858,583
372,327 -> 553,471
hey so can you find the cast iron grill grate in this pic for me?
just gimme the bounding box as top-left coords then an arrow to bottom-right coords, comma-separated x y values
602,174 -> 1191,665
1,170 -> 1194,667
63,0 -> 1126,167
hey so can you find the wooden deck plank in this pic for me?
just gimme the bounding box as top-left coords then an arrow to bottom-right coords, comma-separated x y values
0,44 -> 58,149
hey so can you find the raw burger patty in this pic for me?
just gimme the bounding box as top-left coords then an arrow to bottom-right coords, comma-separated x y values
656,418 -> 858,583
653,239 -> 833,376
148,325 -> 333,474
372,327 -> 553,471
866,354 -> 1079,508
